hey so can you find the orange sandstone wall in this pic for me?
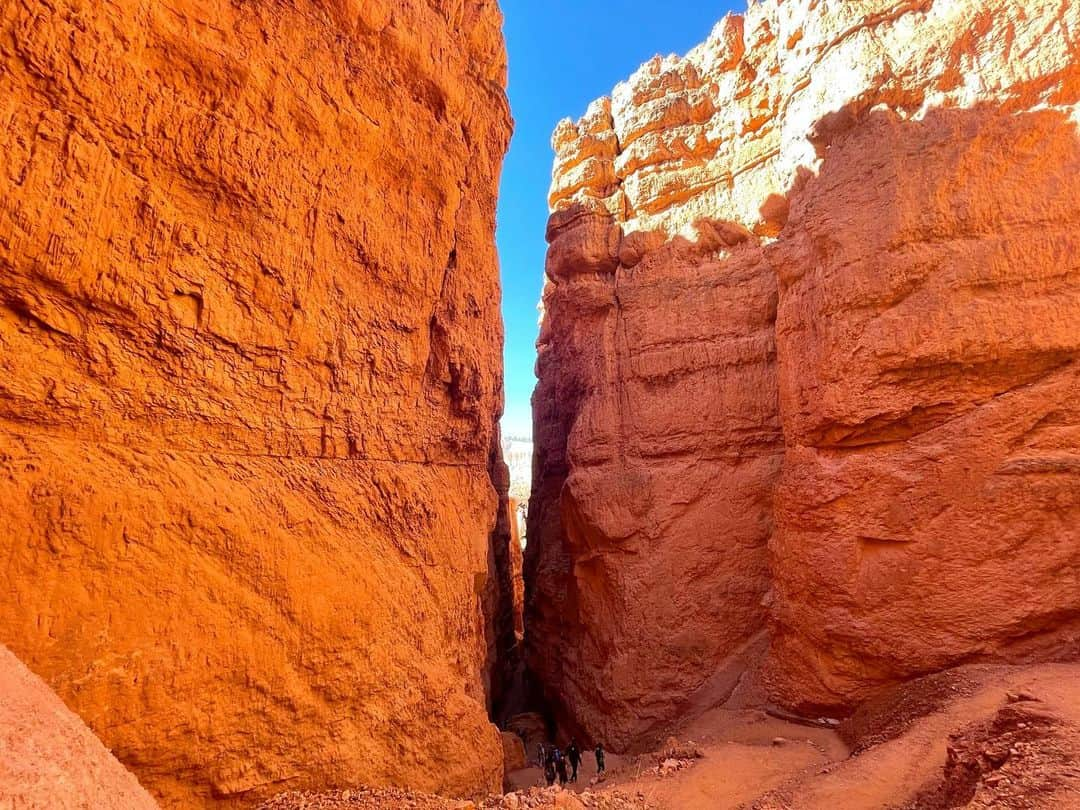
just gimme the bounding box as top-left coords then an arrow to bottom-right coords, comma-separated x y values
527,0 -> 1080,746
0,0 -> 511,806
769,101 -> 1080,711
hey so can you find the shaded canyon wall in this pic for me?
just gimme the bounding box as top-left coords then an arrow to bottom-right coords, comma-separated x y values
0,0 -> 512,805
526,0 -> 1080,748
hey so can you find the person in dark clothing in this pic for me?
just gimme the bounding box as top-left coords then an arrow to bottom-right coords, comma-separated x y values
567,741 -> 581,782
554,748 -> 568,785
543,754 -> 556,787
594,743 -> 606,774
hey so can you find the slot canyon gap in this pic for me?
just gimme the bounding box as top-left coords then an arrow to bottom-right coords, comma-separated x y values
0,0 -> 1078,808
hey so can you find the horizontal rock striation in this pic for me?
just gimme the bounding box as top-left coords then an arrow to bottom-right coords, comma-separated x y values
527,0 -> 1080,746
0,0 -> 512,805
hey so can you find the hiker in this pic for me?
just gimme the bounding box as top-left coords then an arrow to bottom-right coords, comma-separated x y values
567,740 -> 581,782
543,752 -> 556,787
536,742 -> 545,768
595,743 -> 606,774
554,747 -> 568,785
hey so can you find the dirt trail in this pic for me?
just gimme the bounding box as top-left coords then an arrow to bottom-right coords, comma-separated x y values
504,663 -> 1080,810
752,663 -> 1080,810
594,712 -> 845,810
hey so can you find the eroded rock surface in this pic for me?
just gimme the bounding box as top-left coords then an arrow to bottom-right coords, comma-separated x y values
0,0 -> 511,806
768,100 -> 1080,712
527,0 -> 1080,746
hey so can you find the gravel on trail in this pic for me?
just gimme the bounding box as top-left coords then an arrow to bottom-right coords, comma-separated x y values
256,785 -> 654,810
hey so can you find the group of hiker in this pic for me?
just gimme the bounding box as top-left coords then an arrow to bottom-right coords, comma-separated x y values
536,740 -> 605,787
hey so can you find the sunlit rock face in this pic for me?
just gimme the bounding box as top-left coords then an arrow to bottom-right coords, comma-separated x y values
0,0 -> 512,806
769,102 -> 1080,712
527,0 -> 1080,747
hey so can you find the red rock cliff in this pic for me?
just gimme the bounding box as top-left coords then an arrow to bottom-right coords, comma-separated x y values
527,0 -> 1080,748
0,0 -> 512,806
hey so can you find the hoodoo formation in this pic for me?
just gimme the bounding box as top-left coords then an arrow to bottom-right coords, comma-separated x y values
0,0 -> 512,806
527,0 -> 1080,751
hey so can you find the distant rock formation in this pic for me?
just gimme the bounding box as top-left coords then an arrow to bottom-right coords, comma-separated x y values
503,435 -> 534,505
0,0 -> 512,805
527,0 -> 1080,748
0,644 -> 159,809
509,497 -> 526,637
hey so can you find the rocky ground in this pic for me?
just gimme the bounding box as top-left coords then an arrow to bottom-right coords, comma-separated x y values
259,662 -> 1080,810
898,693 -> 1080,809
746,664 -> 1080,810
256,785 -> 651,810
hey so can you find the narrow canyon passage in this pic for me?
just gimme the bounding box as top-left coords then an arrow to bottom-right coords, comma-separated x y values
0,0 -> 1078,809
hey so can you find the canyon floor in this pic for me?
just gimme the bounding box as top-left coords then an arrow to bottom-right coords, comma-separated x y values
258,662 -> 1080,809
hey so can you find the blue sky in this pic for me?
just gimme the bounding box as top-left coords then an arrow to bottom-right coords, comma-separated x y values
496,1 -> 743,438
